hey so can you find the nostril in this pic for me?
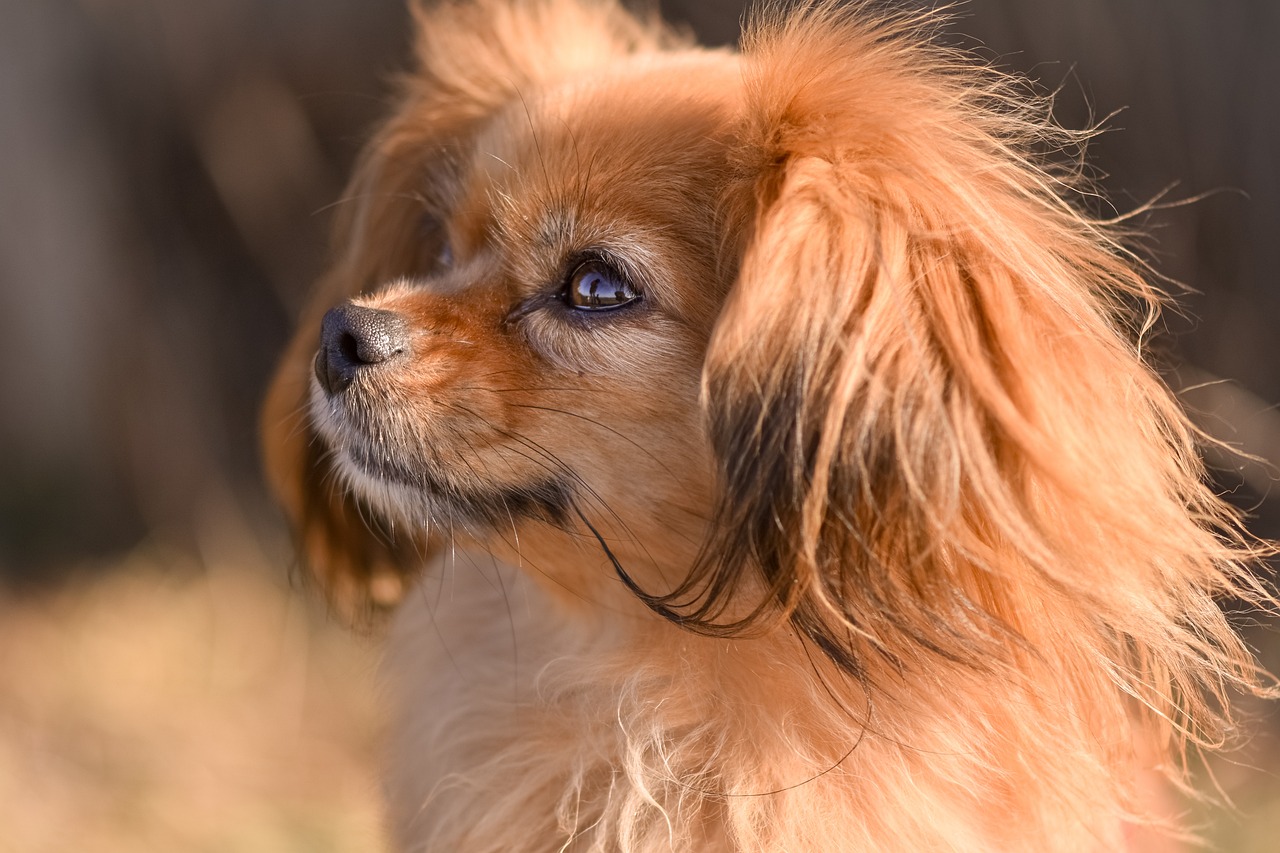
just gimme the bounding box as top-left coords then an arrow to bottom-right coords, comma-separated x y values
316,303 -> 410,395
337,329 -> 364,366
334,307 -> 406,365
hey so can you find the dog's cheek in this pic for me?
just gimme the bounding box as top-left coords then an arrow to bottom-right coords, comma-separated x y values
515,308 -> 703,380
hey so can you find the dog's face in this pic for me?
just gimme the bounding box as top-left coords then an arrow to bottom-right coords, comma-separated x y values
305,51 -> 746,604
263,2 -> 760,615
263,0 -> 1262,713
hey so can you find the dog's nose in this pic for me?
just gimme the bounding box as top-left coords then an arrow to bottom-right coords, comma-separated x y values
315,303 -> 409,395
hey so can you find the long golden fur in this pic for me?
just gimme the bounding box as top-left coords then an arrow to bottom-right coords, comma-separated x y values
262,1 -> 1274,849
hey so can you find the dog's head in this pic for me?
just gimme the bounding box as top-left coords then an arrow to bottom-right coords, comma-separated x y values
263,0 -> 1262,710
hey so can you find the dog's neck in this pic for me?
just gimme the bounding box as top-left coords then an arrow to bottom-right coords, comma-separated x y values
379,548 -> 1132,852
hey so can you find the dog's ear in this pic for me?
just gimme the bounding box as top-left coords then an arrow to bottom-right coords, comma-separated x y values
689,8 -> 1262,714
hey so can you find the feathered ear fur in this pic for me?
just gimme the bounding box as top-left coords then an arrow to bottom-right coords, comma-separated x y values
260,0 -> 681,618
670,5 -> 1269,746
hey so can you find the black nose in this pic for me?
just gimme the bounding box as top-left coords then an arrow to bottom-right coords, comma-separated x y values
315,303 -> 409,395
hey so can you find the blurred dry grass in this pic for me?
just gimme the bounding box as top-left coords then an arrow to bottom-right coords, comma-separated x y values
1,546 -> 1278,852
0,527 -> 388,853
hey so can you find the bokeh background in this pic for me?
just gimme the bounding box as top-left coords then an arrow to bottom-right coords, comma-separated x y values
1,1 -> 1276,850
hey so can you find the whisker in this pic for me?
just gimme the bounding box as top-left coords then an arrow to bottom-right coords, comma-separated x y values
444,403 -> 629,533
310,189 -> 433,219
504,402 -> 683,484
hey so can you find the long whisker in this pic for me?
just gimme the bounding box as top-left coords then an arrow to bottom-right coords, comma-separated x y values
504,402 -> 685,486
444,403 -> 636,538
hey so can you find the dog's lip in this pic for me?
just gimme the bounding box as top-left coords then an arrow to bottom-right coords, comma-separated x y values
321,411 -> 577,528
307,356 -> 577,526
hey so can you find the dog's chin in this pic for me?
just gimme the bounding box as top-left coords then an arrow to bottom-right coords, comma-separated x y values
309,379 -> 574,534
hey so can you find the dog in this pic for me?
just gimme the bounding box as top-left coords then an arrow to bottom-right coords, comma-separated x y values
261,1 -> 1273,849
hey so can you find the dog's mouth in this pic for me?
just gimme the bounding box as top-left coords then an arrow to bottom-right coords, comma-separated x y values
343,435 -> 574,526
309,371 -> 575,532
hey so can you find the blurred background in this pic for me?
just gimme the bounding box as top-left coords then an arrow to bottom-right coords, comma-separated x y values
0,1 -> 1276,850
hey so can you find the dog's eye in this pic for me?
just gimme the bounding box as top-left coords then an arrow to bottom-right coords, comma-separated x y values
565,260 -> 640,311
